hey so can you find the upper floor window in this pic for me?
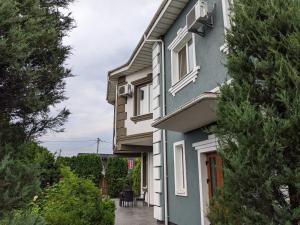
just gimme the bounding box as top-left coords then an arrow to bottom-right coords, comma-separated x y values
168,26 -> 200,96
178,39 -> 195,80
136,83 -> 152,116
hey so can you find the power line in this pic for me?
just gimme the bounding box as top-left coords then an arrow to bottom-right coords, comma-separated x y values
40,140 -> 96,143
40,139 -> 112,144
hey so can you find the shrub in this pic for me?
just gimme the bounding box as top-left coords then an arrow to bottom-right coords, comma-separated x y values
0,210 -> 46,225
131,159 -> 141,195
23,142 -> 60,188
41,167 -> 115,225
57,154 -> 102,186
106,157 -> 128,197
0,152 -> 40,214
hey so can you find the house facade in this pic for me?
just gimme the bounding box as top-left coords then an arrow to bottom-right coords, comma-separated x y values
106,0 -> 230,224
107,66 -> 155,205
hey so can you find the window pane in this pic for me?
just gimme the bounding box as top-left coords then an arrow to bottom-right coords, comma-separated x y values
178,45 -> 187,80
175,145 -> 184,191
188,39 -> 194,72
137,84 -> 151,115
149,84 -> 153,113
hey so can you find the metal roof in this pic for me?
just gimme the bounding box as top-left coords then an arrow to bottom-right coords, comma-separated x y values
107,0 -> 189,79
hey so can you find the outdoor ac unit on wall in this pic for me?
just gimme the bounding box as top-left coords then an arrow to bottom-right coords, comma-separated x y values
186,1 -> 216,37
118,84 -> 132,97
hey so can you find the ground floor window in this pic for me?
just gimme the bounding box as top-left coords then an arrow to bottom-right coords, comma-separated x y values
173,140 -> 187,196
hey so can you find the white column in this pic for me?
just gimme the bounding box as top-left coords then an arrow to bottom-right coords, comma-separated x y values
152,42 -> 164,221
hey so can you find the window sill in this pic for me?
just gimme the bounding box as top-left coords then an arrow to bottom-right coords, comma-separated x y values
175,190 -> 188,197
130,113 -> 153,123
169,66 -> 200,96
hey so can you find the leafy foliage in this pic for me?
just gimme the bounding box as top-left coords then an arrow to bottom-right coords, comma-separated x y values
0,0 -> 74,216
210,0 -> 300,224
0,209 -> 47,225
106,157 -> 128,197
0,0 -> 74,141
0,146 -> 40,214
22,142 -> 60,188
57,154 -> 102,185
40,167 -> 115,225
131,159 -> 141,195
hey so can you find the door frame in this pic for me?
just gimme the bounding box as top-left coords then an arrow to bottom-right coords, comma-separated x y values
193,135 -> 218,225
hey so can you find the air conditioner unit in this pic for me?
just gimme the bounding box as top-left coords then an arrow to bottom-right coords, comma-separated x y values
187,1 -> 216,37
118,84 -> 132,97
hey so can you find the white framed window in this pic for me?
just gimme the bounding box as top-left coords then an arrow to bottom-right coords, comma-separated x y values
136,83 -> 152,116
173,140 -> 188,196
168,26 -> 200,96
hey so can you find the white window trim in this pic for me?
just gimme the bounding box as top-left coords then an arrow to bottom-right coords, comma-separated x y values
220,0 -> 232,54
168,26 -> 200,96
136,83 -> 153,116
173,140 -> 188,196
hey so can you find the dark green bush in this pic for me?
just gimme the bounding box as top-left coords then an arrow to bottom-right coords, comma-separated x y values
0,152 -> 40,214
57,154 -> 102,185
0,210 -> 46,225
106,157 -> 128,197
40,167 -> 115,225
23,142 -> 60,188
131,159 -> 141,195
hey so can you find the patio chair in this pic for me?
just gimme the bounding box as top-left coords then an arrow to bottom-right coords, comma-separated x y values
123,190 -> 134,207
119,191 -> 125,207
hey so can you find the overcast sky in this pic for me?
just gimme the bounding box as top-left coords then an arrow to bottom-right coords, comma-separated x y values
39,0 -> 162,156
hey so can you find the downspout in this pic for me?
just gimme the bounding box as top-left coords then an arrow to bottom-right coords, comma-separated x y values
144,35 -> 168,225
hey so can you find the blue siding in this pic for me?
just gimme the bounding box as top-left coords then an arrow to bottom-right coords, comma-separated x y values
162,0 -> 228,224
164,0 -> 228,114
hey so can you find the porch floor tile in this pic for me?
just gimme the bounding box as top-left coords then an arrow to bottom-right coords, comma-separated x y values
114,199 -> 160,225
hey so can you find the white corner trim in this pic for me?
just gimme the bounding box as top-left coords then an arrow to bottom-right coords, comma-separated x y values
169,66 -> 200,96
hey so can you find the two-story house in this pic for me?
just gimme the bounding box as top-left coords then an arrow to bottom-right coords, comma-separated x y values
107,63 -> 155,205
106,0 -> 230,224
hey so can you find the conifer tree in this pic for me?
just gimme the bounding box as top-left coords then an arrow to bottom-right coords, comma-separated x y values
212,0 -> 300,224
0,0 -> 74,215
0,0 -> 74,142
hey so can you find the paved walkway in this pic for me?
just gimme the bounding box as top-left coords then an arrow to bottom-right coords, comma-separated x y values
114,199 -> 159,225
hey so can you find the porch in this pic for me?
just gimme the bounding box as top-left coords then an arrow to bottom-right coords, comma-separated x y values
114,200 -> 160,225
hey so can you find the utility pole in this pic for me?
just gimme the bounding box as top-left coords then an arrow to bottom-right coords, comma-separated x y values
96,138 -> 100,154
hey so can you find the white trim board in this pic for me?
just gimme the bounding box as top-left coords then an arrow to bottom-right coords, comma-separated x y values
193,135 -> 218,225
168,25 -> 200,95
173,140 -> 188,196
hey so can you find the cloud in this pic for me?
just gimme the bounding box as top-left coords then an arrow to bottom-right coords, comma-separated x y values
40,0 -> 162,156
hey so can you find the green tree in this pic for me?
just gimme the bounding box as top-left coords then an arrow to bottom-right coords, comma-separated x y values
106,157 -> 128,197
40,167 -> 115,225
58,154 -> 102,186
0,0 -> 74,141
23,142 -> 60,188
211,0 -> 300,224
0,0 -> 74,216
